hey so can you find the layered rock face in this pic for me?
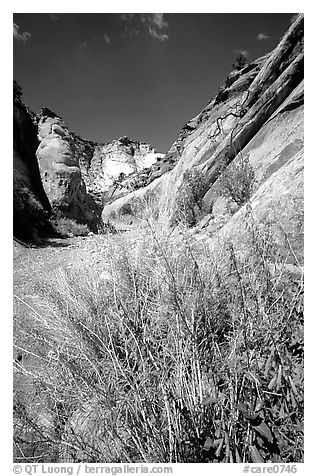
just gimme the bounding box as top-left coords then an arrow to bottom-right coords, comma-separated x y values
14,96 -> 163,236
102,14 -> 304,262
13,91 -> 52,243
82,136 -> 164,206
36,108 -> 163,217
36,108 -> 101,230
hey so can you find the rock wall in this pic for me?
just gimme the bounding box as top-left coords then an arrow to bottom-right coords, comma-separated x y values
158,14 -> 303,213
36,108 -> 101,230
83,136 -> 164,206
13,93 -> 52,243
14,96 -> 163,236
102,14 -> 304,257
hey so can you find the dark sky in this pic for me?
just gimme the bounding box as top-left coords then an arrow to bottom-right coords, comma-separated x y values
13,13 -> 295,152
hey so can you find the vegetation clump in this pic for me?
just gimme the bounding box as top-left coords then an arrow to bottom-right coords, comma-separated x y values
14,208 -> 303,463
218,155 -> 256,207
232,53 -> 248,71
172,169 -> 208,227
50,215 -> 90,237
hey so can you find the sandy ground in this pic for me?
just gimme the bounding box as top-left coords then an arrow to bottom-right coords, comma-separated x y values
13,235 -> 113,291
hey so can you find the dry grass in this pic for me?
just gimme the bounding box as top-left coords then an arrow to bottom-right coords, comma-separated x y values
13,205 -> 303,463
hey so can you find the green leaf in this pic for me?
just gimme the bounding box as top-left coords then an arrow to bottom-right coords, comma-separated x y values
264,350 -> 274,378
276,365 -> 282,391
253,420 -> 274,443
215,438 -> 224,457
235,447 -> 242,463
289,376 -> 298,396
268,374 -> 277,390
250,445 -> 265,463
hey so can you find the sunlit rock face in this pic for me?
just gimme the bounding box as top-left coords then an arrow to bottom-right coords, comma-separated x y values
36,108 -> 101,230
34,106 -> 163,229
83,136 -> 164,206
102,14 -> 304,261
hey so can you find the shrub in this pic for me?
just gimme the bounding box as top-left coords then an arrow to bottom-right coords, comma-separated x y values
218,155 -> 255,207
130,191 -> 160,219
172,169 -> 208,227
50,215 -> 90,237
14,212 -> 303,463
232,53 -> 248,71
108,192 -> 160,224
96,220 -> 116,235
119,202 -> 133,216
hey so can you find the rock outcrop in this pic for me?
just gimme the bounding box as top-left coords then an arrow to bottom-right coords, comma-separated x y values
14,94 -> 163,237
82,136 -> 164,206
102,14 -> 304,261
13,86 -> 52,243
36,108 -> 101,230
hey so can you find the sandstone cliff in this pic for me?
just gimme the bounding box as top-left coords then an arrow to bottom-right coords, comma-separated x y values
36,108 -> 101,230
14,92 -> 163,238
36,108 -> 163,225
102,14 -> 304,263
13,84 -> 52,243
82,136 -> 164,206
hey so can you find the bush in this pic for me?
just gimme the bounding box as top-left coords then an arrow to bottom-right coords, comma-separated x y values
96,220 -> 116,235
130,191 -> 160,219
172,169 -> 208,227
218,155 -> 255,207
119,202 -> 133,216
108,191 -> 160,224
50,215 -> 90,237
14,213 -> 303,463
232,53 -> 248,71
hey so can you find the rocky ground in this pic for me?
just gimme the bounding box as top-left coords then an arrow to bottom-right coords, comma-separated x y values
14,235 -> 112,292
